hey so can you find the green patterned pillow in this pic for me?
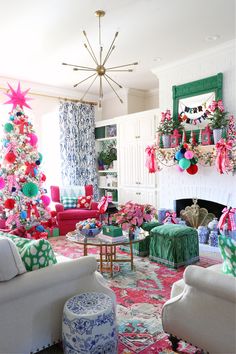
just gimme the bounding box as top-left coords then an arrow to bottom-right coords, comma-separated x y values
219,233 -> 236,277
5,234 -> 57,272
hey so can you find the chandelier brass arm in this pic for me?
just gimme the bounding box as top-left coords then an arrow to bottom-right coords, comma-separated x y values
62,9 -> 138,107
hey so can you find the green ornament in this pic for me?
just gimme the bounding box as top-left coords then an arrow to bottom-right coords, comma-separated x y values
190,157 -> 198,165
22,182 -> 39,198
4,123 -> 14,132
179,158 -> 191,170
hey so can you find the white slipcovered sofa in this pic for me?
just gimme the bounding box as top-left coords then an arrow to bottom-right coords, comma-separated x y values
162,264 -> 236,354
0,253 -> 116,354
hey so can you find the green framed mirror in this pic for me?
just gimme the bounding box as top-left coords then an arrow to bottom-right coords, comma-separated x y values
172,73 -> 223,140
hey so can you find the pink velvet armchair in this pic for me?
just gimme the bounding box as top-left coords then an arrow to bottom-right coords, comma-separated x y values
50,185 -> 99,235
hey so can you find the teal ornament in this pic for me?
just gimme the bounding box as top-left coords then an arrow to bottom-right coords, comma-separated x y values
175,151 -> 184,161
4,122 -> 14,133
9,115 -> 15,121
22,182 -> 39,197
20,210 -> 27,219
36,225 -> 45,232
38,152 -> 43,163
3,140 -> 10,148
34,167 -> 38,176
179,158 -> 191,170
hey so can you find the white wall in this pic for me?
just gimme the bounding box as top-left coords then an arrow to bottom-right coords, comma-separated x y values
152,40 -> 236,208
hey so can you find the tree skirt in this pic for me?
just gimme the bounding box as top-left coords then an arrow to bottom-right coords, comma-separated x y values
49,236 -> 219,354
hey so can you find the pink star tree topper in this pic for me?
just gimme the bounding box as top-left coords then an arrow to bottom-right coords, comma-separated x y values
4,82 -> 32,110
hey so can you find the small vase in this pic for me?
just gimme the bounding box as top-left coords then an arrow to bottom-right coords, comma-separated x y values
128,227 -> 136,241
198,226 -> 209,244
213,128 -> 223,144
209,231 -> 219,247
208,218 -> 218,231
162,134 -> 171,148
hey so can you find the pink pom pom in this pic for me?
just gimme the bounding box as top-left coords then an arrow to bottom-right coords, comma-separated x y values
27,133 -> 38,146
0,177 -> 5,189
176,165 -> 184,172
184,150 -> 194,159
40,195 -> 51,207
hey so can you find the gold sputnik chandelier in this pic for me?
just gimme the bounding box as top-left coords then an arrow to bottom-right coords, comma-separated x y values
62,10 -> 138,108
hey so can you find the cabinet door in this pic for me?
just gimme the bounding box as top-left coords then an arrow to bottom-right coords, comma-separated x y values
139,114 -> 156,141
138,140 -> 156,188
119,142 -> 140,187
119,188 -> 140,205
119,188 -> 157,208
119,118 -> 139,142
138,189 -> 157,208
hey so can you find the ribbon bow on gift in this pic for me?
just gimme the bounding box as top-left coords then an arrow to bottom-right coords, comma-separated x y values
98,195 -> 113,214
145,145 -> 157,173
163,211 -> 177,224
215,139 -> 233,174
218,207 -> 236,231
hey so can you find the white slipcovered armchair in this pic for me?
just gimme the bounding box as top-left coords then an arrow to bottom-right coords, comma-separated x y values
162,264 -> 236,354
0,255 -> 116,354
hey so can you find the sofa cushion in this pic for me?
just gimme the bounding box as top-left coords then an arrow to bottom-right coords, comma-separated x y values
0,236 -> 26,281
5,234 -> 57,272
58,209 -> 99,221
77,195 -> 92,209
219,233 -> 236,277
61,196 -> 78,209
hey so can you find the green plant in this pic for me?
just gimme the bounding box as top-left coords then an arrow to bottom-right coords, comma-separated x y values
98,148 -> 117,166
208,99 -> 228,129
157,109 -> 183,135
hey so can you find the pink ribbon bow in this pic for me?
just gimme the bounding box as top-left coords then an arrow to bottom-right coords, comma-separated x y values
98,195 -> 112,214
215,139 -> 233,174
209,99 -> 224,112
6,214 -> 21,228
145,145 -> 157,173
7,174 -> 20,192
218,207 -> 236,231
25,162 -> 37,176
6,142 -> 17,155
163,211 -> 177,224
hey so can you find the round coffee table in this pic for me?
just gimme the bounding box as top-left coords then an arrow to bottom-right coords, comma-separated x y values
66,230 -> 148,277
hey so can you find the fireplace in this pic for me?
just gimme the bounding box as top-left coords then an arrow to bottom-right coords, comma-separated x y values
174,199 -> 225,219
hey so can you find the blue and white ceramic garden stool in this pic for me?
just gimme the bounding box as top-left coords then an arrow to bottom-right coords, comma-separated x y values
62,292 -> 117,354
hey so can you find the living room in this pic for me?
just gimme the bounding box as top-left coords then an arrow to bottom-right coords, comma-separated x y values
0,1 -> 235,354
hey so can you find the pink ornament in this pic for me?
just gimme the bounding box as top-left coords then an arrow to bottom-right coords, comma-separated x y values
184,150 -> 194,160
40,195 -> 51,207
0,177 -> 5,189
176,165 -> 184,172
28,133 -> 38,146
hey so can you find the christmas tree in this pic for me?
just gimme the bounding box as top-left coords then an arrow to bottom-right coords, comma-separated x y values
0,82 -> 50,237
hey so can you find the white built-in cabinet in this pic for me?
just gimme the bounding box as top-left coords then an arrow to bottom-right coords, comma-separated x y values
95,109 -> 159,208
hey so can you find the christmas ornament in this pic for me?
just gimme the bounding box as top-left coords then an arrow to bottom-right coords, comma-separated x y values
4,123 -> 14,132
4,198 -> 15,209
186,164 -> 198,175
4,82 -> 32,110
22,182 -> 39,197
40,195 -> 51,207
179,158 -> 191,170
27,133 -> 38,146
5,152 -> 16,164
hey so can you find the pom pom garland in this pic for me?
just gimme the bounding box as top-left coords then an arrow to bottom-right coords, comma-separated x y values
175,151 -> 184,161
179,158 -> 191,170
187,164 -> 198,175
184,150 -> 194,159
40,195 -> 51,207
175,144 -> 199,175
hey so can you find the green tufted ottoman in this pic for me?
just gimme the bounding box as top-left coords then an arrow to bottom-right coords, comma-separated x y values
149,224 -> 199,268
120,221 -> 161,257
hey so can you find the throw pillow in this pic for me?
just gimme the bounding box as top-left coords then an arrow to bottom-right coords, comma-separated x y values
219,233 -> 236,277
61,196 -> 78,209
0,236 -> 26,281
5,234 -> 57,272
77,195 -> 92,209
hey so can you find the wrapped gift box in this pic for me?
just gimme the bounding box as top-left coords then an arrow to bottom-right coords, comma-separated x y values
46,227 -> 60,237
102,225 -> 122,237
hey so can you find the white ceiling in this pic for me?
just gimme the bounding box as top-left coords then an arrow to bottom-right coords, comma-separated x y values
0,0 -> 235,100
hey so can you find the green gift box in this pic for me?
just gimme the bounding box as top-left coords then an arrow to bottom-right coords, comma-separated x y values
46,227 -> 59,237
102,225 -> 123,237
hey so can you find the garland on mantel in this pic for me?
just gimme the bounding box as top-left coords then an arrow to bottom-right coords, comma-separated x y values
147,142 -> 236,175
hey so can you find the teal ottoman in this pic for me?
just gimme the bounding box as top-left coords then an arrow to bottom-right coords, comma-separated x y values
120,221 -> 161,257
149,224 -> 199,268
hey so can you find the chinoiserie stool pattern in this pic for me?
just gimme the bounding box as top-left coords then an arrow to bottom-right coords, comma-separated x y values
120,221 -> 161,257
62,292 -> 117,354
149,224 -> 199,268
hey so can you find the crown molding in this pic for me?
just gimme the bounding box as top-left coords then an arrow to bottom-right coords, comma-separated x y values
152,39 -> 236,76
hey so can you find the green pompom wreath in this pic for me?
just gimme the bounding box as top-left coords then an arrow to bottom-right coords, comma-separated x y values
22,182 -> 39,197
4,123 -> 14,132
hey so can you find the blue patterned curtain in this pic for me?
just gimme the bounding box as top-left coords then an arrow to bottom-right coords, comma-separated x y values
59,102 -> 98,199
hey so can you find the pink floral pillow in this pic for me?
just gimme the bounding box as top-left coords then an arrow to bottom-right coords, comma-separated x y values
77,195 -> 92,209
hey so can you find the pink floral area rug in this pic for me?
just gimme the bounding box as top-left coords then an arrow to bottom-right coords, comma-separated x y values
49,236 -> 219,354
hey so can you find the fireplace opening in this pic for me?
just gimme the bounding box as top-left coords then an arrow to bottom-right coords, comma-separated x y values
174,199 -> 225,219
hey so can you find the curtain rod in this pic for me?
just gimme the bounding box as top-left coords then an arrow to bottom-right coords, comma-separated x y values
0,86 -> 97,106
